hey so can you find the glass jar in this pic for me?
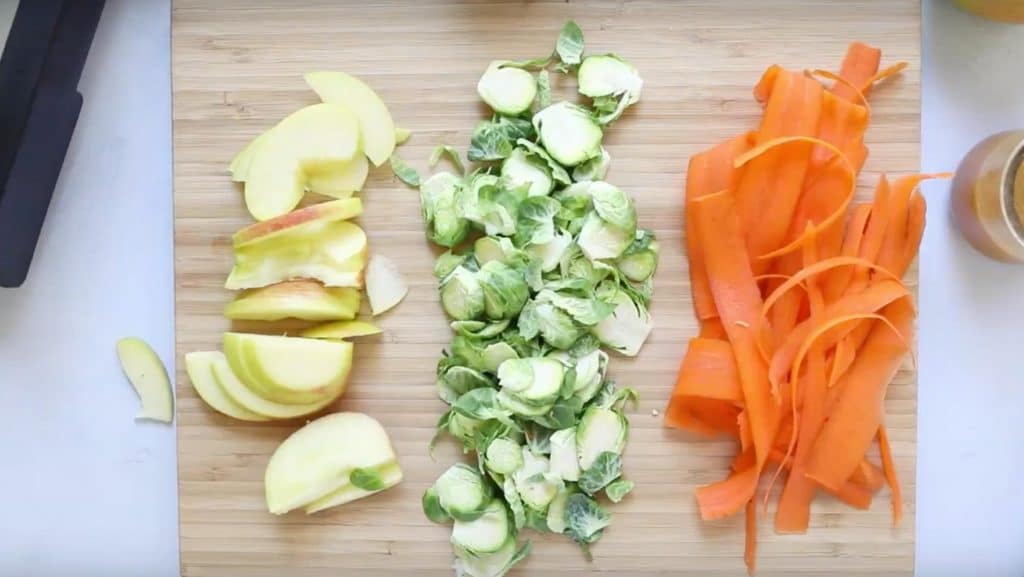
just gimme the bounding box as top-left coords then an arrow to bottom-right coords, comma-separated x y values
951,130 -> 1024,263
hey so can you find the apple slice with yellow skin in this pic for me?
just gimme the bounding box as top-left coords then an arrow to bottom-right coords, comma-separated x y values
307,154 -> 369,199
212,357 -> 334,419
304,71 -> 395,167
226,221 -> 369,290
224,281 -> 360,322
301,320 -> 382,340
233,197 -> 362,249
185,351 -> 268,421
116,337 -> 174,423
222,332 -> 349,406
394,127 -> 411,145
245,102 -> 361,221
264,412 -> 400,514
229,130 -> 272,182
223,332 -> 353,405
305,461 -> 403,514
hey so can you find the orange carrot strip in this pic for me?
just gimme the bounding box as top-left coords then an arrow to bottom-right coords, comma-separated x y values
805,299 -> 915,491
764,223 -> 820,506
850,459 -> 886,493
745,499 -> 757,576
878,174 -> 953,274
828,335 -> 857,388
734,71 -> 824,271
735,137 -> 857,261
878,425 -> 903,527
852,175 -> 893,290
733,447 -> 873,509
809,69 -> 871,119
738,410 -> 753,454
900,193 -> 927,275
700,317 -> 728,339
859,62 -> 909,93
665,395 -> 741,437
697,466 -> 759,520
673,338 -> 744,402
686,133 -> 757,320
832,42 -> 882,101
692,190 -> 779,470
823,204 -> 872,302
774,227 -> 830,533
768,280 -> 911,390
753,64 -> 781,104
763,256 -> 898,317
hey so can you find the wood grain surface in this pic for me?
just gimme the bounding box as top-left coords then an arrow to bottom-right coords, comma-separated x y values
172,1 -> 921,575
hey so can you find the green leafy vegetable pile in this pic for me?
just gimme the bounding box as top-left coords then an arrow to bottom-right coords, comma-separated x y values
404,21 -> 657,577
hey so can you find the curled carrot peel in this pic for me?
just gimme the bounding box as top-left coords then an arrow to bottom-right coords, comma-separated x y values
734,136 -> 857,262
668,42 -> 929,573
860,62 -> 909,93
808,69 -> 872,121
761,256 -> 900,321
768,280 -> 911,390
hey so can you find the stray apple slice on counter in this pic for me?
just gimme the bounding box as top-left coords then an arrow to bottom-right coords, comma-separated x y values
226,221 -> 369,290
211,357 -> 334,420
233,197 -> 362,249
185,351 -> 268,421
301,320 -> 383,340
365,254 -> 408,316
116,337 -> 174,423
245,102 -> 361,221
264,412 -> 402,514
224,281 -> 360,322
304,71 -> 396,166
222,332 -> 353,405
307,154 -> 369,199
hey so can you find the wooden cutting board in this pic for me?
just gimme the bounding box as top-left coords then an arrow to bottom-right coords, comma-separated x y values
172,1 -> 920,575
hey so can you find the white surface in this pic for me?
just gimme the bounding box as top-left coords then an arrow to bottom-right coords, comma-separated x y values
0,1 -> 178,576
0,1 -> 1022,576
918,2 -> 1024,576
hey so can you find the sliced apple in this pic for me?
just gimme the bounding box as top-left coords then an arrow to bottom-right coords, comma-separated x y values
365,254 -> 408,316
304,71 -> 395,166
223,332 -> 353,405
305,461 -> 404,514
264,412 -> 400,514
245,102 -> 361,221
226,221 -> 369,290
233,197 -> 362,249
301,320 -> 382,340
307,154 -> 369,199
211,357 -> 333,419
185,351 -> 268,421
224,281 -> 360,322
229,130 -> 272,182
116,337 -> 174,423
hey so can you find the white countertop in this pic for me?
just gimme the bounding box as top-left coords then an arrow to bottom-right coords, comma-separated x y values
0,1 -> 1021,575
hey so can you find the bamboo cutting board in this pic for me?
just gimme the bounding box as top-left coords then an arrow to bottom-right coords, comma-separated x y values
172,1 -> 921,575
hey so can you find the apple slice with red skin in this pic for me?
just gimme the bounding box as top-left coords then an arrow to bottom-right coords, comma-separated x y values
225,221 -> 368,290
233,197 -> 362,249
